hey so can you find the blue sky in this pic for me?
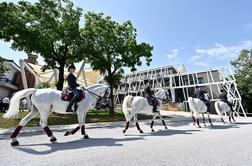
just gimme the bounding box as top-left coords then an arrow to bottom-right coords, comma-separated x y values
1,0 -> 252,72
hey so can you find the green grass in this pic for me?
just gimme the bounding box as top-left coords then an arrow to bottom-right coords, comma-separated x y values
0,110 -> 154,128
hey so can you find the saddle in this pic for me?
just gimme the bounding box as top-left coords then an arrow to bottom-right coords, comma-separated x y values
61,88 -> 84,102
147,98 -> 158,106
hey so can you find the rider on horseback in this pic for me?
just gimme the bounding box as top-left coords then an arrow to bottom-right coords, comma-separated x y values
144,80 -> 158,112
219,89 -> 234,112
66,64 -> 80,112
193,85 -> 210,111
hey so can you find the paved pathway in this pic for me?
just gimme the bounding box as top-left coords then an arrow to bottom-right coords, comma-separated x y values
0,112 -> 252,166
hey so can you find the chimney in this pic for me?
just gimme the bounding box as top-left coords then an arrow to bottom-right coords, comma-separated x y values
24,54 -> 38,65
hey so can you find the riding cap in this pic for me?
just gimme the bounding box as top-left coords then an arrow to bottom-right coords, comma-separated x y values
68,64 -> 76,71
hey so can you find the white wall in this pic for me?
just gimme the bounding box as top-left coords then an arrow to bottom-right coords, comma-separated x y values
3,62 -> 19,81
0,88 -> 9,98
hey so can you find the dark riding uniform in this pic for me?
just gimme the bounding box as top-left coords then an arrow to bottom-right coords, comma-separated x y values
193,87 -> 210,111
219,90 -> 234,111
66,65 -> 79,112
144,84 -> 158,112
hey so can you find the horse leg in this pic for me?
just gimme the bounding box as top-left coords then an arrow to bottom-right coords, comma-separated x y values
195,113 -> 201,128
207,113 -> 213,126
64,126 -> 80,136
192,111 -> 196,125
220,111 -> 225,124
40,111 -> 57,142
202,114 -> 206,126
123,121 -> 130,133
123,110 -> 135,133
150,113 -> 158,132
229,113 -> 232,123
231,112 -> 236,122
158,112 -> 168,130
134,114 -> 143,133
10,108 -> 39,146
77,112 -> 89,139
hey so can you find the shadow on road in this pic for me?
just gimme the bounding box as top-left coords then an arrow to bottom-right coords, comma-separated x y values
124,128 -> 201,137
15,136 -> 144,155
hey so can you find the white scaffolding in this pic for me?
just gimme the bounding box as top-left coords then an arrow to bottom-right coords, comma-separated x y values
114,65 -> 246,117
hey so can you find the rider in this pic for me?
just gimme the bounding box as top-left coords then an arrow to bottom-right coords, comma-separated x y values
219,89 -> 234,112
66,64 -> 80,112
144,80 -> 158,112
193,85 -> 210,111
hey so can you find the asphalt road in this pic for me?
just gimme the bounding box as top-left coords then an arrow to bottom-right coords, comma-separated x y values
0,116 -> 252,166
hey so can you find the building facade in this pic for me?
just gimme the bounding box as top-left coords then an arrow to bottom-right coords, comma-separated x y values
0,60 -> 20,97
113,65 -> 246,116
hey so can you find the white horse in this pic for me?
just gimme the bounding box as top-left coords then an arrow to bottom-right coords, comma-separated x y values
188,94 -> 213,128
3,84 -> 108,146
214,96 -> 235,123
122,88 -> 170,133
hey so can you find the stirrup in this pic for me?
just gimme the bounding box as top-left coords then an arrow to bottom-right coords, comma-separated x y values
66,108 -> 73,112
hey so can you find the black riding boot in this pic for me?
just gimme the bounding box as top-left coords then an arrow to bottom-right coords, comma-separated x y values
66,95 -> 78,112
153,105 -> 157,113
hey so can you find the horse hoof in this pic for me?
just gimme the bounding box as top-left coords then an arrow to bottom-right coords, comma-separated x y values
84,134 -> 89,139
123,129 -> 126,134
50,137 -> 57,142
139,130 -> 144,134
11,140 -> 19,146
151,129 -> 154,132
64,131 -> 71,136
165,126 -> 168,130
197,126 -> 201,128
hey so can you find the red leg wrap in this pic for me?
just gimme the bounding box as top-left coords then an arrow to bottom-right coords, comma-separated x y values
192,116 -> 196,123
197,119 -> 200,126
209,118 -> 212,124
81,125 -> 85,135
150,121 -> 154,128
162,120 -> 166,126
71,126 -> 80,135
43,126 -> 53,137
125,121 -> 129,130
203,117 -> 206,124
10,126 -> 23,138
136,122 -> 141,130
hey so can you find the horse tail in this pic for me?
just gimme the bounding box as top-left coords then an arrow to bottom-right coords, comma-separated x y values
122,95 -> 133,121
215,101 -> 222,116
3,88 -> 36,119
188,97 -> 196,113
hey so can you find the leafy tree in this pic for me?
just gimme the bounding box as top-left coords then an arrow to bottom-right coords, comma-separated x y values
231,49 -> 252,113
0,0 -> 85,90
81,12 -> 153,114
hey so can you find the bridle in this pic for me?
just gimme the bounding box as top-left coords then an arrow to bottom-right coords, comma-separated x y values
83,87 -> 109,102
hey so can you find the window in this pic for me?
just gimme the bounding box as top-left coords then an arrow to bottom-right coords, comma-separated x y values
198,77 -> 204,84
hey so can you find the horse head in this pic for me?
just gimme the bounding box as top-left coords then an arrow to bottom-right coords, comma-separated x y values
154,88 -> 167,100
204,93 -> 210,101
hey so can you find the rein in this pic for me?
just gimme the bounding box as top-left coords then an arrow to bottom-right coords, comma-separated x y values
83,87 -> 108,101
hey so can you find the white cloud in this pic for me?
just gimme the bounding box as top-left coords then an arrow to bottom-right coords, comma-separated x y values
245,23 -> 252,30
194,62 -> 209,67
195,40 -> 252,60
166,49 -> 178,60
191,55 -> 202,61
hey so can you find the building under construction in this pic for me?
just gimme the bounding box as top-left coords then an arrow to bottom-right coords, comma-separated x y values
113,65 -> 246,117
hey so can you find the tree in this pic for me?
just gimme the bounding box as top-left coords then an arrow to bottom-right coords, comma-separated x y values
0,0 -> 85,90
231,49 -> 252,113
81,12 -> 153,114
